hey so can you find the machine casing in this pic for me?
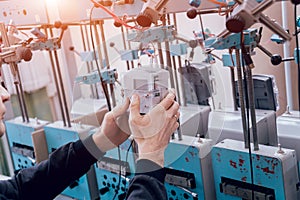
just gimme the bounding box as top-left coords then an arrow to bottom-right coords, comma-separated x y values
212,139 -> 299,199
208,109 -> 277,146
44,121 -> 97,200
164,135 -> 215,200
5,116 -> 49,171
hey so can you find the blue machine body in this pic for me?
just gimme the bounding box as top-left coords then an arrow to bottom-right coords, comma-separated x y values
205,29 -> 257,50
170,43 -> 188,56
5,117 -> 49,171
43,121 -> 96,200
94,133 -> 136,200
75,69 -> 116,85
189,0 -> 201,8
164,136 -> 215,200
127,25 -> 175,43
212,139 -> 299,200
120,50 -> 139,61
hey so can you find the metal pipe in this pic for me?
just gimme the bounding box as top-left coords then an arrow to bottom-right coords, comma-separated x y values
172,56 -> 181,104
235,49 -> 249,148
45,26 -> 67,126
92,21 -> 112,111
251,0 -> 274,16
177,57 -> 187,106
230,66 -> 238,111
246,67 -> 259,150
81,24 -> 96,98
14,79 -> 25,122
281,1 -> 294,110
120,25 -> 131,71
49,27 -> 71,127
15,64 -> 29,122
157,42 -> 164,67
0,23 -> 27,122
53,50 -> 71,127
98,20 -> 116,107
161,15 -> 175,89
48,50 -> 66,126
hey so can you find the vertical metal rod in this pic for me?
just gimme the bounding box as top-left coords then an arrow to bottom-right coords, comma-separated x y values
177,57 -> 187,106
98,20 -> 116,107
172,56 -> 181,104
125,25 -> 135,69
157,42 -> 164,67
230,66 -> 238,111
246,67 -> 259,150
53,50 -> 71,127
165,47 -> 175,88
0,23 -> 27,122
120,25 -> 131,70
162,16 -> 175,89
48,50 -> 66,126
14,79 -> 25,122
172,13 -> 187,106
81,24 -> 96,98
235,49 -> 249,148
48,27 -> 71,127
14,64 -> 29,122
92,21 -> 112,110
92,22 -> 104,69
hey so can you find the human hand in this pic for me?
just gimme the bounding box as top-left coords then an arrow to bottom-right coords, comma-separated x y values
92,97 -> 130,152
129,92 -> 180,167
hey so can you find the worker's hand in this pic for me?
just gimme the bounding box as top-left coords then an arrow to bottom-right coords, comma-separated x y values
93,97 -> 130,152
129,92 -> 180,167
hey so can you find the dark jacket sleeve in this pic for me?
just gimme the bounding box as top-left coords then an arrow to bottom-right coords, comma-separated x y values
126,159 -> 167,200
0,135 -> 105,200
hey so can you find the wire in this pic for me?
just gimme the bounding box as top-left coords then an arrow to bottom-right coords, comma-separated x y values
294,4 -> 300,113
112,146 -> 121,200
89,6 -> 112,111
125,140 -> 134,189
208,0 -> 227,7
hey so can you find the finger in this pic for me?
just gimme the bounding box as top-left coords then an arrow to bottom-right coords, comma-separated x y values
167,101 -> 180,117
129,94 -> 141,119
159,92 -> 175,110
112,97 -> 130,118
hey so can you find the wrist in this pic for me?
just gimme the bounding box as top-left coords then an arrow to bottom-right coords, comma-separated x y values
138,148 -> 165,167
92,131 -> 115,152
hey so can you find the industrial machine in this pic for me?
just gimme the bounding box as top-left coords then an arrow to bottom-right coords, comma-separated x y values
212,139 -> 299,199
277,111 -> 300,188
43,121 -> 98,200
164,135 -> 215,200
208,109 -> 278,146
5,117 -> 49,171
1,0 -> 300,200
95,137 -> 136,200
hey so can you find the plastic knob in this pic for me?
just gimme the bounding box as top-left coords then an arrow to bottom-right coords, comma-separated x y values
271,54 -> 282,65
186,8 -> 198,19
136,13 -> 152,27
226,15 -> 246,33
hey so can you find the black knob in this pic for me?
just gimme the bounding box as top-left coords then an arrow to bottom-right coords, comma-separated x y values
226,15 -> 246,33
186,8 -> 198,19
271,54 -> 282,65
